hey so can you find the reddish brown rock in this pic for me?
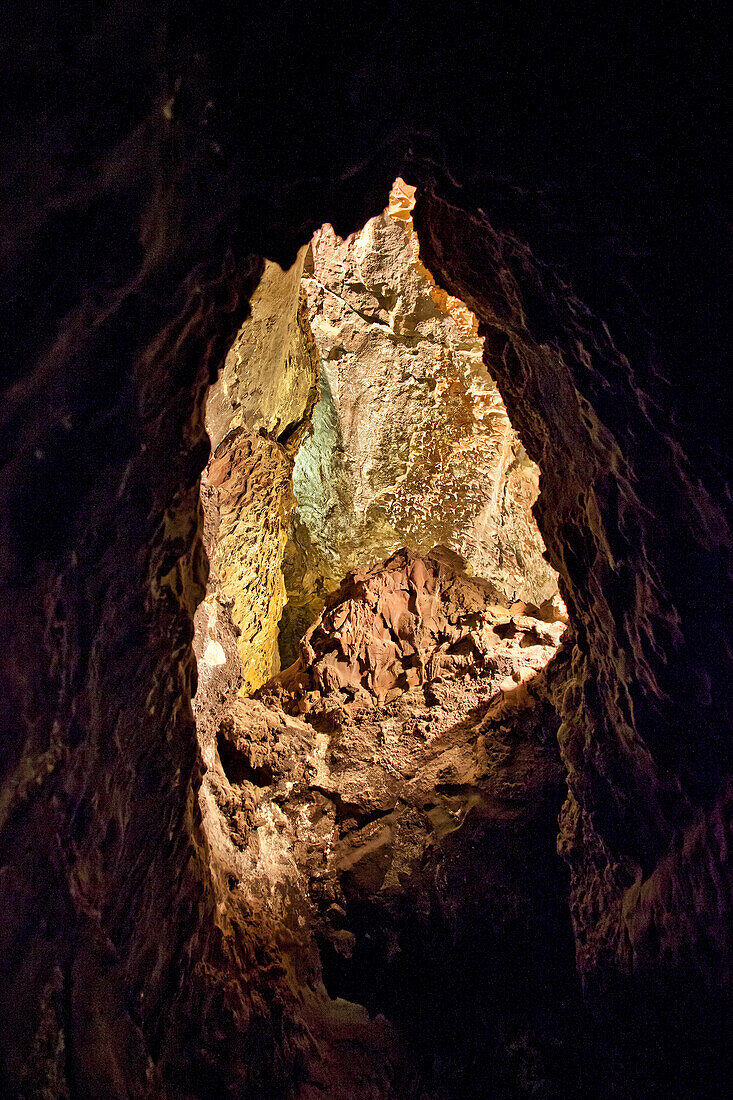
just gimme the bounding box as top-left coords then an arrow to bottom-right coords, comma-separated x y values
207,547 -> 575,1096
266,546 -> 564,714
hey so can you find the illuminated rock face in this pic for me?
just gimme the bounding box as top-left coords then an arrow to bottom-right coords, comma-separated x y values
199,546 -> 575,1098
267,546 -> 566,711
281,184 -> 556,663
199,254 -> 319,692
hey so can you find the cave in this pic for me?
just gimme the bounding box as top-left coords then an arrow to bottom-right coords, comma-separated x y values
1,6 -> 729,1100
191,183 -> 570,1096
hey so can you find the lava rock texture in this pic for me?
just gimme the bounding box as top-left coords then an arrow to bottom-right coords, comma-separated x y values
0,3 -> 729,1098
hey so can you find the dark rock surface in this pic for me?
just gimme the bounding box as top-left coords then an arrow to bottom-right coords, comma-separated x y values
0,3 -> 728,1097
413,183 -> 732,1041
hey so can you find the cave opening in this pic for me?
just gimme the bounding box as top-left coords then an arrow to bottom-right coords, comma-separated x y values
195,177 -> 565,702
190,179 -> 580,1097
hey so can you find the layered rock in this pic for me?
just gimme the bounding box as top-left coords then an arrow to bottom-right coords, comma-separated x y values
281,182 -> 556,664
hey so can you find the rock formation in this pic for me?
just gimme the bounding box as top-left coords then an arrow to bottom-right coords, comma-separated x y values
196,546 -> 576,1096
271,546 -> 562,708
412,190 -> 732,1042
281,181 -> 556,663
198,254 -> 319,692
0,5 -> 728,1098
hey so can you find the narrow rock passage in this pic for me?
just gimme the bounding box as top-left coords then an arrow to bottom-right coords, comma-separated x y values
188,179 -> 593,1095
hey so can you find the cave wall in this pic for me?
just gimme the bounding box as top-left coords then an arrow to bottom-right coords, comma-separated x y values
199,254 -> 319,692
0,3 -> 728,1096
281,181 -> 555,662
413,181 -> 732,1032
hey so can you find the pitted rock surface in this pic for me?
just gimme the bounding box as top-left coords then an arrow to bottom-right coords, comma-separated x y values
266,546 -> 564,713
197,256 -> 320,692
280,182 -> 557,664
